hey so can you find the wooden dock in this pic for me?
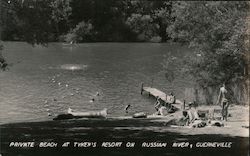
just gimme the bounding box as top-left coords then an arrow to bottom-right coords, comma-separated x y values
141,83 -> 183,110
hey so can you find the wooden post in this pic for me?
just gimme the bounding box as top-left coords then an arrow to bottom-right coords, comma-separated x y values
193,100 -> 197,109
151,78 -> 154,87
195,88 -> 199,106
140,83 -> 144,95
183,100 -> 186,110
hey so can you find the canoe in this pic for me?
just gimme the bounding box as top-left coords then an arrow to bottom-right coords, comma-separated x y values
53,108 -> 107,120
132,112 -> 147,118
69,108 -> 107,117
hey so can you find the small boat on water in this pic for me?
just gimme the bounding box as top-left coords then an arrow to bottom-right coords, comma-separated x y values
53,108 -> 107,120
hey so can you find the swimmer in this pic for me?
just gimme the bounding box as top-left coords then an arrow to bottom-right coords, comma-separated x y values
95,92 -> 100,96
89,98 -> 95,103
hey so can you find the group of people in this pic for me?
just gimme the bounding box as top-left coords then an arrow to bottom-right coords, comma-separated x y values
124,84 -> 230,124
177,83 -> 230,127
177,102 -> 206,127
154,92 -> 176,116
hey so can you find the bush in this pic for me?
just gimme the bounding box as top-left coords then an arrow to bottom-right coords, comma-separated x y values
65,21 -> 95,43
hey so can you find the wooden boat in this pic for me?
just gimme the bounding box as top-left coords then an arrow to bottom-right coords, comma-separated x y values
68,108 -> 107,117
132,112 -> 147,118
53,108 -> 107,120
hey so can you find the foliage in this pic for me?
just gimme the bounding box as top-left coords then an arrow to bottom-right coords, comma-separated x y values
50,0 -> 72,36
167,1 -> 249,86
0,41 -> 7,70
1,0 -> 174,42
125,0 -> 172,42
68,0 -> 136,42
1,0 -> 72,44
65,21 -> 95,43
126,14 -> 157,41
164,1 -> 249,104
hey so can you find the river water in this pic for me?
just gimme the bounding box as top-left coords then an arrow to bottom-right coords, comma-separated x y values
0,42 -> 193,124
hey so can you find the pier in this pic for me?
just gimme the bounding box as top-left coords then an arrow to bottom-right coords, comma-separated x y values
140,83 -> 183,110
140,83 -> 224,120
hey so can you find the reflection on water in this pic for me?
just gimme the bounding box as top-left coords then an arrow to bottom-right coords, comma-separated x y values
0,42 -> 193,124
60,64 -> 88,71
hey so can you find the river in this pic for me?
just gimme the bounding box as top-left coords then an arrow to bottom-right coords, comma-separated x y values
0,42 -> 193,124
1,42 -> 248,156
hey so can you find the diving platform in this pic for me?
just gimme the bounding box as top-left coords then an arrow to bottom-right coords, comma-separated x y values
140,83 -> 183,110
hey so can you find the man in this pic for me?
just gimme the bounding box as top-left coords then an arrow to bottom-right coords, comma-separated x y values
176,103 -> 200,127
187,102 -> 200,124
166,92 -> 176,104
216,83 -> 229,121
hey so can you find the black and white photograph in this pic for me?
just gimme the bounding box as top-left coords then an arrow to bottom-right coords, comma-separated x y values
0,0 -> 249,156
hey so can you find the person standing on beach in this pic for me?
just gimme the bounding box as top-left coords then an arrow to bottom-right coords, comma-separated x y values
154,97 -> 161,111
216,83 -> 230,121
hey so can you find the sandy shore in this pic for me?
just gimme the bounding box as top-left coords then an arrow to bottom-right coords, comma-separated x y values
1,105 -> 248,156
148,104 -> 249,137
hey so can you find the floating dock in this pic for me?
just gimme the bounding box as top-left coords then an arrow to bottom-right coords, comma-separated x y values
140,83 -> 183,110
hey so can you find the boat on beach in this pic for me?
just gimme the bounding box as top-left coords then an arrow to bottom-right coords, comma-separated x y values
53,108 -> 108,120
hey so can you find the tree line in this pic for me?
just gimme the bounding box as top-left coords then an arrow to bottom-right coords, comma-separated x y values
1,0 -> 173,43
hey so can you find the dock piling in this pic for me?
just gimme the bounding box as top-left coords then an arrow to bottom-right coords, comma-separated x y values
140,83 -> 144,95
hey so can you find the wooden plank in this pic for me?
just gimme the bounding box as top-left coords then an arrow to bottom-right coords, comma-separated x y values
142,86 -> 182,110
143,87 -> 166,100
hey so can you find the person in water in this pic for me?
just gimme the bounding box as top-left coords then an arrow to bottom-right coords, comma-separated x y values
95,92 -> 100,96
0,55 -> 8,71
90,98 -> 95,103
124,104 -> 131,113
216,83 -> 230,121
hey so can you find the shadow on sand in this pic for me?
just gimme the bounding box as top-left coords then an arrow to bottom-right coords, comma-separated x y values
1,118 -> 249,156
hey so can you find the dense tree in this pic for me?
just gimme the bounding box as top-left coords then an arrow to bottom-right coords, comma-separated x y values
0,0 -> 71,44
125,0 -> 172,42
164,1 -> 249,104
67,0 -> 137,42
65,21 -> 95,42
50,0 -> 72,37
0,0 -> 72,70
